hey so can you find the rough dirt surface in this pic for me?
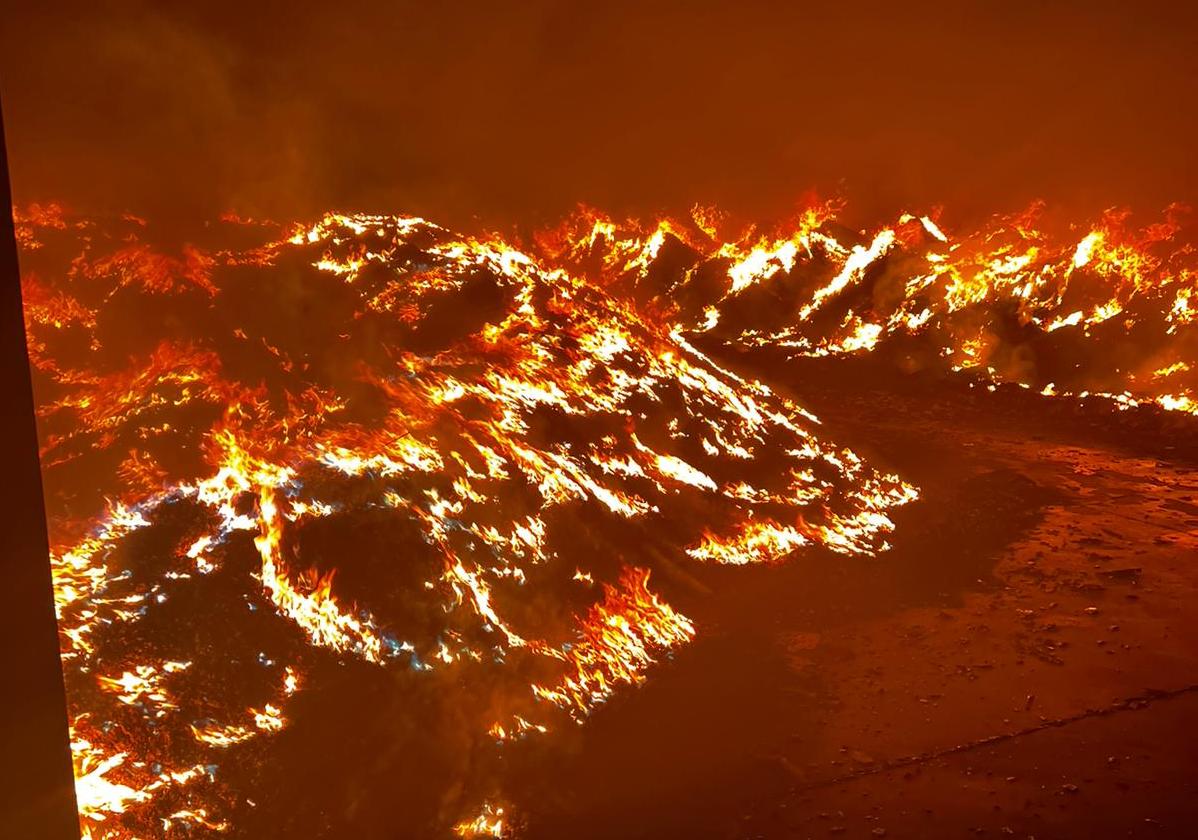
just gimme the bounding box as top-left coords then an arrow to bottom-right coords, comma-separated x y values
515,353 -> 1198,840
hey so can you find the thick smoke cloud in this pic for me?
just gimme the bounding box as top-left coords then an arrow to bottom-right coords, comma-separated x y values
2,1 -> 1196,230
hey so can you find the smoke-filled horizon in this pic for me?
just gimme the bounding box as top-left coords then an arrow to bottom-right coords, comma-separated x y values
1,1 -> 1196,231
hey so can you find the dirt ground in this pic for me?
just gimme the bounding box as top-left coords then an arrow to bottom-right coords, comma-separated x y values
517,352 -> 1198,840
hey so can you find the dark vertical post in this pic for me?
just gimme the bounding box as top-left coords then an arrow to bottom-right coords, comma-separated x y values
0,100 -> 81,838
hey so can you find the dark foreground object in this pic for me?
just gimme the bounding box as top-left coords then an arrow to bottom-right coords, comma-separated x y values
0,106 -> 79,836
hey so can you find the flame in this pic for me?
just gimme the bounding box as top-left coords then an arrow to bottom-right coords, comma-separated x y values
453,803 -> 507,838
535,200 -> 1198,415
23,197 -> 1196,837
15,201 -> 931,837
529,567 -> 695,720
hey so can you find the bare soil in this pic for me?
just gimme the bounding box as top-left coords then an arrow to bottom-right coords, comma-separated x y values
516,351 -> 1198,840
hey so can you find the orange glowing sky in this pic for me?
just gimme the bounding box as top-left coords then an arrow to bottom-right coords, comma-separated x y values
1,1 -> 1196,229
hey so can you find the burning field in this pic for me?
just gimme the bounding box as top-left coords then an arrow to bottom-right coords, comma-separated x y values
15,199 -> 1198,838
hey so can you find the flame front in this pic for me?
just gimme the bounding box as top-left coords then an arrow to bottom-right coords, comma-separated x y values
537,201 -> 1198,415
18,205 -> 916,837
23,196 -> 1198,837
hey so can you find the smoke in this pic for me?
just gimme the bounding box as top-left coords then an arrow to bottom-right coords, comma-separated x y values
3,2 -> 1198,231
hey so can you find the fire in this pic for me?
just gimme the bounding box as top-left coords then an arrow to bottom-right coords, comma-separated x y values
528,567 -> 696,720
538,200 -> 1198,416
453,803 -> 507,838
71,718 -> 211,833
18,195 -> 1198,836
686,519 -> 812,566
41,198 -> 1158,837
96,661 -> 190,717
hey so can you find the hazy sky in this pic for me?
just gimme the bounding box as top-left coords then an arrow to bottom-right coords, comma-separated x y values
2,1 -> 1195,229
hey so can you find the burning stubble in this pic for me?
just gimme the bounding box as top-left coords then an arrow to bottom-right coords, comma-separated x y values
20,195 -> 1198,837
17,196 -> 1198,837
18,204 -> 921,838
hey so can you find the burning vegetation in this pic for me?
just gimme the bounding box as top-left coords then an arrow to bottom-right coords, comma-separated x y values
14,197 -> 1197,837
17,203 -> 923,838
537,200 -> 1198,416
